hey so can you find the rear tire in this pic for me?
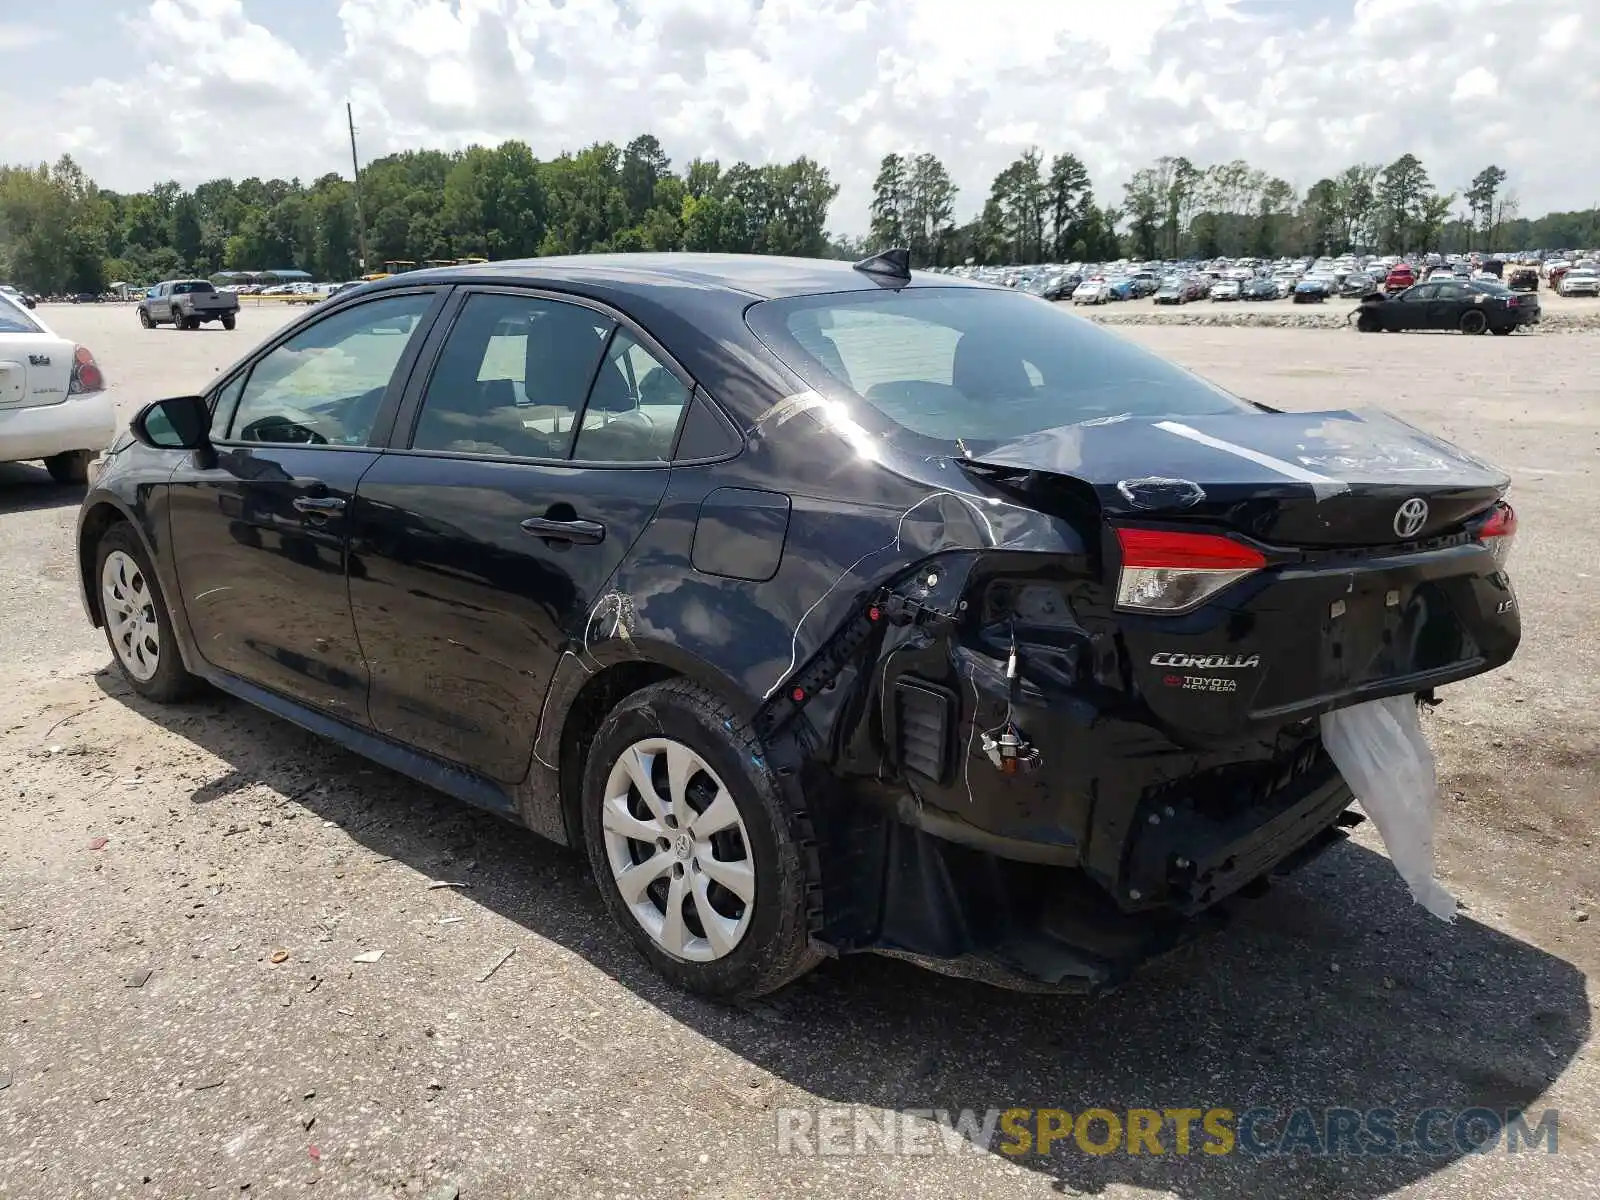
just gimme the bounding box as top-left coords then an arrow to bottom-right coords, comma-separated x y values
222,314 -> 236,331
44,450 -> 89,485
1459,310 -> 1488,335
581,679 -> 822,1000
93,523 -> 202,703
170,308 -> 185,329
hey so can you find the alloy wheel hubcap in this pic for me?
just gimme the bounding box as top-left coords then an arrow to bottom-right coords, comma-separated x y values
601,737 -> 755,963
101,550 -> 160,682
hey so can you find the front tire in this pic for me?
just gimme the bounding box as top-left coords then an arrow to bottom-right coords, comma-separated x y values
44,450 -> 90,484
94,523 -> 202,703
1490,326 -> 1513,336
139,307 -> 153,328
581,680 -> 821,1000
1356,310 -> 1382,333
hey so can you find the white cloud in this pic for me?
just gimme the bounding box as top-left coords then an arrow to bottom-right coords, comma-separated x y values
0,0 -> 1596,231
1451,66 -> 1499,102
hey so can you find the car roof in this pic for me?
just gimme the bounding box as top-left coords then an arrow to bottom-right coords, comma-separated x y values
384,253 -> 994,302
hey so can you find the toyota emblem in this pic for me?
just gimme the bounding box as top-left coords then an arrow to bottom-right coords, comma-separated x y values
1394,497 -> 1429,538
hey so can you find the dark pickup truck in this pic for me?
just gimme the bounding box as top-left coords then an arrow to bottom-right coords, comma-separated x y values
139,280 -> 239,330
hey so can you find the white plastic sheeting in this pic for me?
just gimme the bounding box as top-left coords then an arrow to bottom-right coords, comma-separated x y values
1320,694 -> 1458,921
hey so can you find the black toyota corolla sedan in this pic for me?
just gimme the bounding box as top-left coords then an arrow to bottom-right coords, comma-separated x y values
77,252 -> 1521,999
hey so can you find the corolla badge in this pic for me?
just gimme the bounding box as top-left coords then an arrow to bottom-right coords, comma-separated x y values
1394,497 -> 1429,538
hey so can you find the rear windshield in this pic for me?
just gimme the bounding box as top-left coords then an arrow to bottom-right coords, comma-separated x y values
172,281 -> 215,294
745,288 -> 1250,447
0,297 -> 41,333
742,289 -> 1254,448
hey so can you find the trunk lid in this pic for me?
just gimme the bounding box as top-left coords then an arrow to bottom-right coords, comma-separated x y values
961,408 -> 1519,735
0,334 -> 74,410
0,357 -> 25,407
962,408 -> 1509,547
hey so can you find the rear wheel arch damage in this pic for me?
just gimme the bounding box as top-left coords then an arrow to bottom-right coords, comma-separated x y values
540,649 -> 765,846
578,676 -> 825,998
548,659 -> 683,846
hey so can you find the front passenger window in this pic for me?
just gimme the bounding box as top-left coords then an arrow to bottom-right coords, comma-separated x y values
228,293 -> 434,446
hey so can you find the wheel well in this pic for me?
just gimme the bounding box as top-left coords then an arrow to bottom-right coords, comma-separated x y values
557,661 -> 681,843
78,504 -> 128,627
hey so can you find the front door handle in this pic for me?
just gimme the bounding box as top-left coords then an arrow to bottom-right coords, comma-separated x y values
293,496 -> 347,514
520,516 -> 605,545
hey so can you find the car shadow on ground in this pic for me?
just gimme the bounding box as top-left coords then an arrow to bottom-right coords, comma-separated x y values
0,463 -> 86,512
98,670 -> 1588,1196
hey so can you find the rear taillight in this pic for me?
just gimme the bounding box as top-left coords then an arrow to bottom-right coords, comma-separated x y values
1114,527 -> 1268,614
1477,501 -> 1517,566
69,345 -> 104,394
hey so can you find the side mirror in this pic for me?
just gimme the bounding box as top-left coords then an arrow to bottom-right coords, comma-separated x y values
131,395 -> 211,450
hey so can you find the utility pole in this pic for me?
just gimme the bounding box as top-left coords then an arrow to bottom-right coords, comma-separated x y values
347,102 -> 369,273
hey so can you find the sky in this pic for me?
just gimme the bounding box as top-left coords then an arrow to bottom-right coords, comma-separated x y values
0,0 -> 1596,233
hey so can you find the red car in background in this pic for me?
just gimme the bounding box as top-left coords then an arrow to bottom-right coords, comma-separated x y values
1385,264 -> 1417,293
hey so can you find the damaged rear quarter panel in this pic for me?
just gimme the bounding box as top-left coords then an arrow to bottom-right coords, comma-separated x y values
546,402 -> 1203,882
563,428 -> 1079,720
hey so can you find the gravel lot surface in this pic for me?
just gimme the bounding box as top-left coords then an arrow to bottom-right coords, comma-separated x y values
2,303 -> 1596,1198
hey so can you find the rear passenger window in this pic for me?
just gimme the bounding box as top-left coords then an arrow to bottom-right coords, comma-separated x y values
412,294 -> 613,458
571,331 -> 690,463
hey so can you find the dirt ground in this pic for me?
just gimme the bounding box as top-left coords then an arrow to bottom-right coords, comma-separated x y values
1,304 -> 1596,1198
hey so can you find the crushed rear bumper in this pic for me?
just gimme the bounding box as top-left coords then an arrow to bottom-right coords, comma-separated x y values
827,765 -> 1359,993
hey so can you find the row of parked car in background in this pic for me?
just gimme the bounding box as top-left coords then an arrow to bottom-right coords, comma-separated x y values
928,249 -> 1600,309
0,284 -> 40,309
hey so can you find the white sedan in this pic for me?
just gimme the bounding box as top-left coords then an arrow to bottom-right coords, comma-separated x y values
1558,269 -> 1600,297
1072,279 -> 1112,305
1,295 -> 115,483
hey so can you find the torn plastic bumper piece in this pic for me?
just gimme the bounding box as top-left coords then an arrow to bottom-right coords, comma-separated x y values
826,765 -> 1360,993
1121,763 -> 1358,914
858,818 -> 1222,993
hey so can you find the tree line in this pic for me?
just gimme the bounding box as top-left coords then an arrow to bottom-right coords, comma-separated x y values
0,135 -> 838,294
2,132 -> 1598,294
865,149 -> 1599,268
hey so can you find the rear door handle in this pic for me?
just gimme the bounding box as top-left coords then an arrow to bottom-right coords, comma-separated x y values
292,496 -> 347,514
520,516 -> 605,545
